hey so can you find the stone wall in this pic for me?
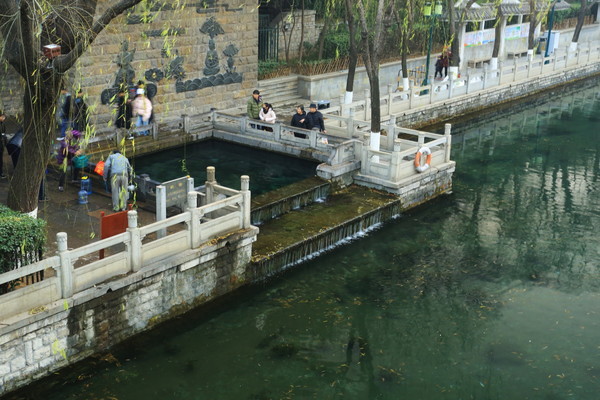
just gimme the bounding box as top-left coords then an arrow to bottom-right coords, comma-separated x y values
275,10 -> 321,60
0,0 -> 258,131
0,228 -> 258,396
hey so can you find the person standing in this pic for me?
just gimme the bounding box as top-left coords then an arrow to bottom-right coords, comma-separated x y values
115,88 -> 132,130
305,104 -> 327,133
56,130 -> 81,191
72,90 -> 89,132
247,89 -> 262,128
57,88 -> 72,138
441,47 -> 452,77
131,88 -> 152,136
103,149 -> 132,212
0,110 -> 7,179
290,105 -> 307,129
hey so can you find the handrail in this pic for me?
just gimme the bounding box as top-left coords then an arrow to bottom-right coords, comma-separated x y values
69,232 -> 129,260
199,193 -> 242,215
139,212 -> 191,237
0,256 -> 60,286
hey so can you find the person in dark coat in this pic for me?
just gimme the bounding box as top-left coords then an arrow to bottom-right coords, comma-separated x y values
290,105 -> 307,129
72,90 -> 89,132
115,89 -> 132,130
305,104 -> 327,133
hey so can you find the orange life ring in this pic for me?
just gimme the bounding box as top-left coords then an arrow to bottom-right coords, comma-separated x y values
414,147 -> 432,172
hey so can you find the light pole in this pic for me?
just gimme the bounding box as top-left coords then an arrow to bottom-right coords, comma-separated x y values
423,1 -> 443,86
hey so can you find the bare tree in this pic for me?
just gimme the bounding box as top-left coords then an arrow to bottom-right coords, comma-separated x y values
0,0 -> 146,214
344,0 -> 360,104
357,0 -> 392,150
570,0 -> 590,51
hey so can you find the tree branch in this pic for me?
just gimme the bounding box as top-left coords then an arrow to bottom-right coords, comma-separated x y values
0,0 -> 29,78
52,0 -> 142,73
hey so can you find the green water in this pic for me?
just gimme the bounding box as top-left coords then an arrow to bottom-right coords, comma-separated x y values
133,140 -> 318,196
12,80 -> 600,400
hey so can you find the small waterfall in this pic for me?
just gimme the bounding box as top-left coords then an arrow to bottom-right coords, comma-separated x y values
250,199 -> 402,281
251,183 -> 330,225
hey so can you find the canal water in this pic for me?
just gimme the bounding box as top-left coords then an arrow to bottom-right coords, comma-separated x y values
11,79 -> 600,400
133,140 -> 318,196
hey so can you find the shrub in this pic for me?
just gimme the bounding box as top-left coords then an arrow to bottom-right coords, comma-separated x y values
0,205 -> 46,292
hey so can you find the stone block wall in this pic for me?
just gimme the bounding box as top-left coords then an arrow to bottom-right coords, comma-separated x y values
0,228 -> 258,396
0,0 -> 258,131
275,10 -> 321,60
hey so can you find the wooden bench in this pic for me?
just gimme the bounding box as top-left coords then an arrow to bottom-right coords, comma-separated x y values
467,58 -> 490,68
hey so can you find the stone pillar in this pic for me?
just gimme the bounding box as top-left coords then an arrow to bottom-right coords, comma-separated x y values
444,123 -> 452,163
205,166 -> 216,204
127,211 -> 142,272
187,191 -> 201,248
57,232 -> 73,298
156,185 -> 167,239
240,175 -> 251,229
181,114 -> 190,133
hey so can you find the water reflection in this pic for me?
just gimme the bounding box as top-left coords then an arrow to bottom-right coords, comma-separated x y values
9,79 -> 600,400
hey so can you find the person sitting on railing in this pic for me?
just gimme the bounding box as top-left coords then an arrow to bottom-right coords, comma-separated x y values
306,104 -> 327,133
131,88 -> 152,137
103,149 -> 133,212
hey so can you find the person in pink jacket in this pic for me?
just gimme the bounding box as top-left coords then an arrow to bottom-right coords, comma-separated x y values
131,88 -> 153,136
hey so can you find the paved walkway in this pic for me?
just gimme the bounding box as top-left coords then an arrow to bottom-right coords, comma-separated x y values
0,156 -> 156,255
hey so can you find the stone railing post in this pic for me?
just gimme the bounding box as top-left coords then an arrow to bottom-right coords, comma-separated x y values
211,108 -> 217,126
387,115 -> 396,150
390,139 -> 402,181
429,82 -> 434,104
151,122 -> 159,140
527,57 -> 532,78
408,88 -> 414,109
498,61 -> 504,85
57,232 -> 73,298
187,191 -> 201,248
387,84 -> 394,115
181,114 -> 190,133
513,59 -> 518,82
339,94 -> 346,116
554,52 -> 559,71
576,48 -> 581,65
364,89 -> 370,120
444,123 -> 452,163
448,74 -> 454,98
418,133 -> 425,148
346,109 -> 354,138
466,74 -> 471,94
309,129 -> 318,148
273,122 -> 282,142
240,175 -> 251,229
205,166 -> 216,204
127,211 -> 142,272
483,69 -> 488,90
240,116 -> 247,135
156,185 -> 167,239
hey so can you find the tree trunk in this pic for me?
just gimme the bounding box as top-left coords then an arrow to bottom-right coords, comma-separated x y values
344,0 -> 359,104
317,18 -> 329,60
491,18 -> 502,58
528,0 -> 538,53
298,0 -> 305,61
572,0 -> 588,44
367,70 -> 381,134
7,79 -> 59,214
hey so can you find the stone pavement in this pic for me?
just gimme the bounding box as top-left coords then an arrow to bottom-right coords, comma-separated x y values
0,155 -> 156,256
